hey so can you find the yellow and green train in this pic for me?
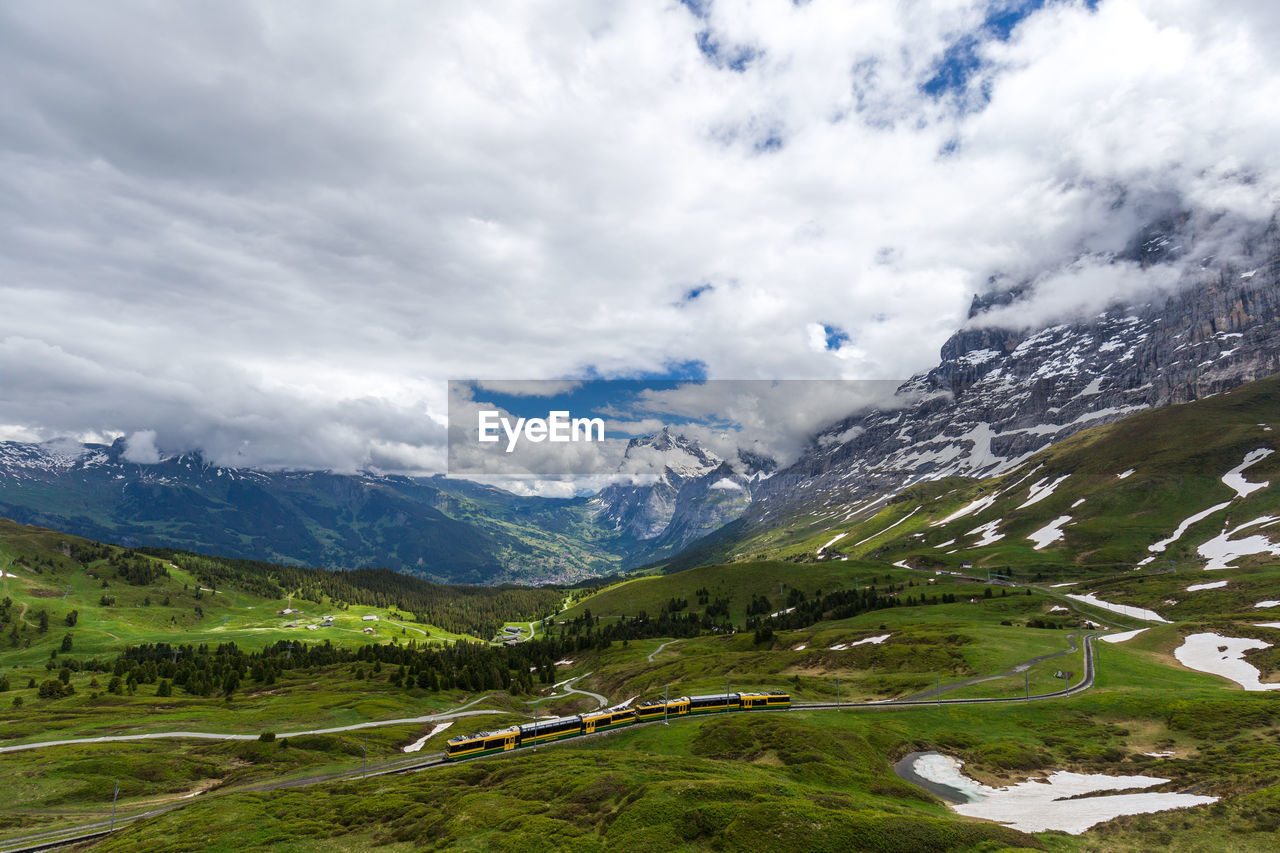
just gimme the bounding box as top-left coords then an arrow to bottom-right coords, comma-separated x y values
444,691 -> 790,761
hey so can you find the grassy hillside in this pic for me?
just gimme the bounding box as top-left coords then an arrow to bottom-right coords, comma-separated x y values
706,372 -> 1280,589
0,519 -> 564,745
87,686 -> 1280,852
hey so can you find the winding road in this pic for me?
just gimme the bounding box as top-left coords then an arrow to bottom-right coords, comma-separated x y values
562,673 -> 608,709
0,564 -> 1112,850
902,630 -> 1091,702
0,694 -> 504,755
0,633 -> 1098,853
647,640 -> 679,663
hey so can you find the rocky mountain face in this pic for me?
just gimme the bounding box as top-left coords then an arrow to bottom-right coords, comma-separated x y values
749,223 -> 1280,526
587,428 -> 771,558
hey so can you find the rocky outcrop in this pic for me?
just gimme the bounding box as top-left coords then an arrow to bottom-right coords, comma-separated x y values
749,228 -> 1280,525
587,428 -> 761,547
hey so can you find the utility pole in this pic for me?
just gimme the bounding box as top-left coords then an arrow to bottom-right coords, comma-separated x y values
110,779 -> 119,832
362,736 -> 367,779
936,675 -> 941,707
1024,670 -> 1030,700
664,684 -> 669,725
835,677 -> 840,710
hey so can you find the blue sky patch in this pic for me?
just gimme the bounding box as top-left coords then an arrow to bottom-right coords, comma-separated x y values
681,283 -> 713,303
921,0 -> 1093,104
696,29 -> 761,73
679,0 -> 711,20
821,324 -> 850,351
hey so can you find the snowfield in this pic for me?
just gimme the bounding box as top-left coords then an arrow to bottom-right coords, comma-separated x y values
1185,581 -> 1227,592
1143,450 -> 1276,562
1027,515 -> 1071,550
1100,628 -> 1148,644
854,507 -> 920,546
1065,593 -> 1170,623
402,721 -> 453,753
1221,448 -> 1273,498
818,532 -> 848,552
910,753 -> 1217,834
1018,474 -> 1069,509
828,634 -> 891,651
931,495 -> 996,527
966,519 -> 1004,547
849,633 -> 890,647
1198,516 -> 1280,570
1147,501 -> 1233,555
1173,633 -> 1280,691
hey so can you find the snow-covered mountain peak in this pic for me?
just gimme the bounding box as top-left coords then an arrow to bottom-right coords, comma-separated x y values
617,428 -> 721,482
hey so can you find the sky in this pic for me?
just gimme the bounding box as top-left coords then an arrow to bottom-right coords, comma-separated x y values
447,379 -> 904,490
2,0 -> 1279,486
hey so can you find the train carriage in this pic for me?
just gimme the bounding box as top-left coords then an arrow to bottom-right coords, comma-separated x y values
634,696 -> 690,721
444,726 -> 519,761
687,692 -> 741,715
519,714 -> 584,746
739,691 -> 790,710
581,708 -> 637,734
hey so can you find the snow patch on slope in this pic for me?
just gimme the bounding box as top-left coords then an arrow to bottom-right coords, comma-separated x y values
910,753 -> 1217,834
1018,475 -> 1069,509
1027,516 -> 1071,550
931,495 -> 996,527
1174,633 -> 1280,691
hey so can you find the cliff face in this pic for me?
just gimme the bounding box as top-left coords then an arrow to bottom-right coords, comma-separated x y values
748,229 -> 1280,525
587,429 -> 767,553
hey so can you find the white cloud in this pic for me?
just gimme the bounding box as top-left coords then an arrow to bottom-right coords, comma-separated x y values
122,429 -> 162,464
0,0 -> 1277,477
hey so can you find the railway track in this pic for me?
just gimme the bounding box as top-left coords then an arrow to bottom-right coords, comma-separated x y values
0,634 -> 1096,852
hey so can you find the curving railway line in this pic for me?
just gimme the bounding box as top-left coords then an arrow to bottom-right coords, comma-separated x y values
0,633 -> 1097,853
